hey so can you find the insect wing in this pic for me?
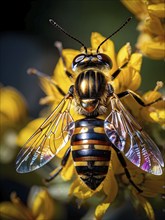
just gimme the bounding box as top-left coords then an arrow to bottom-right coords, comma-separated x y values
104,96 -> 164,175
16,97 -> 75,173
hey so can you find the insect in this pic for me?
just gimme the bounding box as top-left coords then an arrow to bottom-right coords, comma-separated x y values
16,18 -> 164,192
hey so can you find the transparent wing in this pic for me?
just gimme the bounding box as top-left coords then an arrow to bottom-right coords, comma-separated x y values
16,96 -> 75,173
104,94 -> 164,175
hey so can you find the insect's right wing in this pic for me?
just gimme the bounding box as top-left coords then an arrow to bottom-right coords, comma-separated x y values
16,95 -> 75,173
104,94 -> 164,175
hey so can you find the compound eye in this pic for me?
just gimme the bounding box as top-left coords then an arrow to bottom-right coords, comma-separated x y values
73,54 -> 86,64
72,54 -> 87,72
97,53 -> 112,67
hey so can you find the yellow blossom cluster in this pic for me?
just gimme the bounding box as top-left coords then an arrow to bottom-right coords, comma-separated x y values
0,187 -> 54,220
0,85 -> 27,134
0,85 -> 28,163
16,32 -> 164,220
121,0 -> 165,59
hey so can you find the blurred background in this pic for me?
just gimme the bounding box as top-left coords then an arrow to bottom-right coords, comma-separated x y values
0,0 -> 164,220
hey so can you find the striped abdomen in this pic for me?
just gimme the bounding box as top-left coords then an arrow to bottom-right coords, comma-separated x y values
71,118 -> 111,190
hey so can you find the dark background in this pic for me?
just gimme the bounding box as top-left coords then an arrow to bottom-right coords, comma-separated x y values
0,1 -> 164,220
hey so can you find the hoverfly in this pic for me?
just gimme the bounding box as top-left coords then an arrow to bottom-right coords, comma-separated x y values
16,18 -> 164,191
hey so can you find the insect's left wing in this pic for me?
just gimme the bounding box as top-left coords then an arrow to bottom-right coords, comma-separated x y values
16,96 -> 75,173
104,94 -> 164,175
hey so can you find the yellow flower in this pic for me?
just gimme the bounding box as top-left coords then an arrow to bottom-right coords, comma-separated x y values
0,85 -> 27,133
119,161 -> 164,197
91,32 -> 142,94
38,49 -> 79,108
109,146 -> 164,220
121,0 -> 165,59
0,186 -> 55,220
0,85 -> 28,163
141,81 -> 165,127
16,32 -> 164,220
117,159 -> 164,220
121,81 -> 165,128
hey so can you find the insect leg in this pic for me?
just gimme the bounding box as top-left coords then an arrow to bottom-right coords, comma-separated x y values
113,148 -> 143,193
44,147 -> 71,182
55,41 -> 73,78
117,89 -> 162,107
111,62 -> 128,80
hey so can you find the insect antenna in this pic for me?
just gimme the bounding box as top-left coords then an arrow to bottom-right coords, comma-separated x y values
49,19 -> 88,54
97,17 -> 132,53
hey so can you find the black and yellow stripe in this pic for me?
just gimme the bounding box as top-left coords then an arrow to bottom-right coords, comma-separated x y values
71,118 -> 111,190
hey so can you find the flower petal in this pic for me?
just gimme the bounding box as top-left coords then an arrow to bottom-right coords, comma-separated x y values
133,192 -> 155,220
0,86 -> 27,130
141,85 -> 165,125
69,178 -> 95,199
39,77 -> 64,106
136,33 -> 165,59
0,192 -> 33,220
142,89 -> 162,104
121,0 -> 148,19
140,101 -> 165,125
60,155 -> 75,180
148,3 -> 165,18
129,52 -> 143,72
103,164 -> 118,201
117,42 -> 132,66
149,109 -> 165,126
52,49 -> 79,92
91,32 -> 118,74
28,186 -> 54,220
95,161 -> 118,220
111,149 -> 124,174
0,202 -> 31,220
144,15 -> 164,36
95,202 -> 110,220
111,53 -> 142,93
141,174 -> 165,197
122,1 -> 165,60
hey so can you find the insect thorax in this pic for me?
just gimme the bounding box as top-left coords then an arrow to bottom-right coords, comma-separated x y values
74,70 -> 109,116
